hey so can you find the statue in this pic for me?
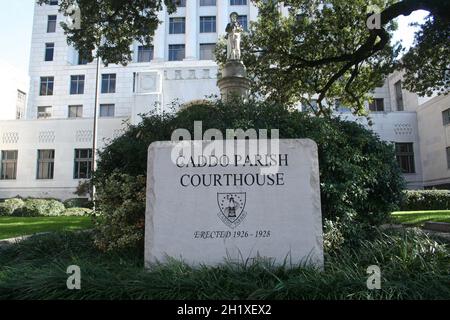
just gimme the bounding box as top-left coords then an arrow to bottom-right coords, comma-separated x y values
217,12 -> 250,101
225,12 -> 243,61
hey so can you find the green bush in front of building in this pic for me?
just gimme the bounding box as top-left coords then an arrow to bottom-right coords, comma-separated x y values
0,198 -> 92,217
63,198 -> 93,209
401,190 -> 450,211
93,99 -> 406,252
0,198 -> 26,216
15,199 -> 66,217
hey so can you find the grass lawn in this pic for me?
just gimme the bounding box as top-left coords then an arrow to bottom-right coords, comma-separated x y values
392,210 -> 450,226
0,230 -> 449,300
0,216 -> 93,240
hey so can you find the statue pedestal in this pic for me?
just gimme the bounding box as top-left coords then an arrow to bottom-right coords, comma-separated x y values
217,60 -> 251,102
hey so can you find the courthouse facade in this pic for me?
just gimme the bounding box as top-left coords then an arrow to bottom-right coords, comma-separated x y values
0,1 -> 448,200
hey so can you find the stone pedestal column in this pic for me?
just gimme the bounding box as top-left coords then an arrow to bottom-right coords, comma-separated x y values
217,60 -> 251,101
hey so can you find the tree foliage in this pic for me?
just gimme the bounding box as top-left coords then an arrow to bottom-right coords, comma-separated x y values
400,16 -> 450,97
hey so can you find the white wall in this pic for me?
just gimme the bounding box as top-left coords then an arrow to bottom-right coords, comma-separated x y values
417,94 -> 450,187
0,117 -> 126,200
339,111 -> 423,189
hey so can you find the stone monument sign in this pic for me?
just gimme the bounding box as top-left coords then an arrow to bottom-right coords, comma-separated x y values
145,139 -> 324,267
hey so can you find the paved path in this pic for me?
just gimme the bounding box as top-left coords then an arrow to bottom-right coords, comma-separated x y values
0,233 -> 50,249
423,230 -> 450,242
381,224 -> 450,242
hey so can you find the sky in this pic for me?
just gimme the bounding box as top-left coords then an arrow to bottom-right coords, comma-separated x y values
0,1 -> 430,77
0,0 -> 35,75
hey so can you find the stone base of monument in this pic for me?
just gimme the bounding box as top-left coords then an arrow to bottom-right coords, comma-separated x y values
217,60 -> 251,101
144,139 -> 324,268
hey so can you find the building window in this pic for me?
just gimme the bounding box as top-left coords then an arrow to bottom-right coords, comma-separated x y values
238,15 -> 248,31
74,149 -> 93,179
16,90 -> 26,120
169,17 -> 186,34
45,43 -> 54,61
231,0 -> 247,5
171,0 -> 186,7
100,104 -> 115,117
40,76 -> 54,96
1,151 -> 18,180
442,109 -> 450,126
394,80 -> 404,111
200,16 -> 216,33
447,147 -> 450,169
369,98 -> 385,112
200,43 -> 216,60
37,150 -> 55,180
37,106 -> 52,119
70,75 -> 85,95
68,105 -> 83,118
49,0 -> 58,5
101,74 -> 116,93
200,0 -> 216,6
395,143 -> 415,174
47,15 -> 57,33
78,50 -> 89,65
169,44 -> 185,61
137,45 -> 154,62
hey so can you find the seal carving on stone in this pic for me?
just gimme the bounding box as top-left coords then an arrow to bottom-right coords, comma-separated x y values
217,193 -> 247,229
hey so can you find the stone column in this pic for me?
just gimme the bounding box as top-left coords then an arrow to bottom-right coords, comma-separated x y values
184,0 -> 198,60
217,0 -> 229,37
217,61 -> 251,102
153,5 -> 166,61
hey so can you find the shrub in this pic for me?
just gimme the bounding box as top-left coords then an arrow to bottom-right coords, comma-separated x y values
63,198 -> 93,209
401,190 -> 450,211
0,198 -> 25,216
62,207 -> 93,217
93,173 -> 147,251
15,199 -> 66,217
94,100 -> 405,251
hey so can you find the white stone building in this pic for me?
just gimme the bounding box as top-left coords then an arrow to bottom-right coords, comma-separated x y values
0,0 -> 447,200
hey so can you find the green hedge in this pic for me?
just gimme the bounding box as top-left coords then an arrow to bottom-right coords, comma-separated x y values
0,198 -> 92,217
401,190 -> 450,211
0,199 -> 26,216
63,198 -> 93,209
15,199 -> 66,217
